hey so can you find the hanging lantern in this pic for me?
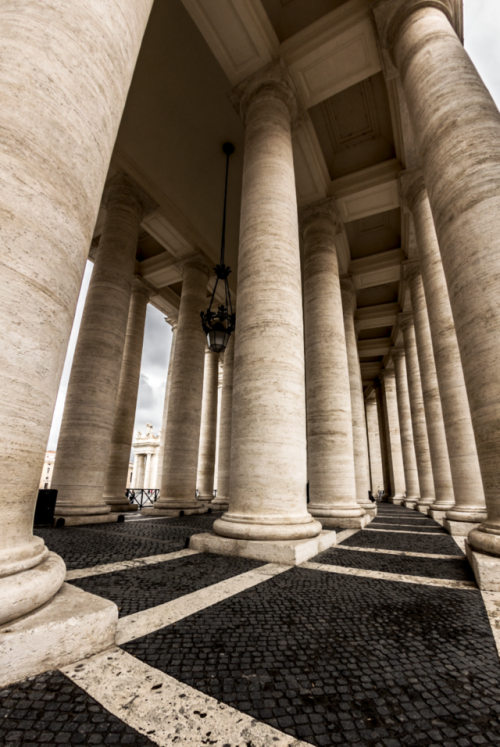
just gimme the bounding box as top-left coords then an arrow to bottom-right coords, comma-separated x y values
201,142 -> 236,353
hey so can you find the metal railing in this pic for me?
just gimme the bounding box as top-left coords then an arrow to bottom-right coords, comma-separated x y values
125,488 -> 160,508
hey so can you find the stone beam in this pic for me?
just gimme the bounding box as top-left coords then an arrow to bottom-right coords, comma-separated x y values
349,247 -> 405,290
358,338 -> 391,358
355,302 -> 399,330
330,159 -> 401,223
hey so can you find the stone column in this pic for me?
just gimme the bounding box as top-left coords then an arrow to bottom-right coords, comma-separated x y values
398,313 -> 435,509
103,279 -> 150,511
52,174 -> 155,523
404,263 -> 454,514
213,357 -> 224,493
147,260 -> 210,516
380,370 -> 406,503
213,61 -> 322,541
298,201 -> 364,528
391,347 -> 420,507
196,346 -> 219,502
374,380 -> 392,498
400,172 -> 486,530
156,321 -> 178,492
373,0 -> 500,556
0,0 -> 153,679
212,333 -> 235,510
340,278 -> 374,517
365,394 -> 384,496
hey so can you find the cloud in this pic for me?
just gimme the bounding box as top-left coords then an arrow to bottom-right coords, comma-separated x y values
464,0 -> 500,109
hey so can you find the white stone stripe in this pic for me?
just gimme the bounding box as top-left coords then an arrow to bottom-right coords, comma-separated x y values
364,528 -> 447,535
62,647 -> 306,747
372,523 -> 442,530
301,562 -> 477,589
481,591 -> 500,660
65,549 -> 200,581
335,528 -> 361,544
116,563 -> 289,645
332,546 -> 464,560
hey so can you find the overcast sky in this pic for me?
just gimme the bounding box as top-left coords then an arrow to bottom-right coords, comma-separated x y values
46,0 -> 500,452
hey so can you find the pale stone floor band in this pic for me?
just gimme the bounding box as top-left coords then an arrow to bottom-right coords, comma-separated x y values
2,504 -> 500,747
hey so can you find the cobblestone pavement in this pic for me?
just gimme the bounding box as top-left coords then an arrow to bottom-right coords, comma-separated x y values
69,553 -> 264,617
4,505 -> 500,747
0,671 -> 157,746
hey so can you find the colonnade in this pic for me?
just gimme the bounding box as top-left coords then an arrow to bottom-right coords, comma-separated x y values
2,0 -> 500,683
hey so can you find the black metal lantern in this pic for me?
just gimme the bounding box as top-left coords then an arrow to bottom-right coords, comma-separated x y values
201,142 -> 236,353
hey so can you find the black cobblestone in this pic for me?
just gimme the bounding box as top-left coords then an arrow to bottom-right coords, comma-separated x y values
69,553 -> 264,617
0,671 -> 156,746
341,527 -> 462,556
312,546 -> 475,581
124,566 -> 500,747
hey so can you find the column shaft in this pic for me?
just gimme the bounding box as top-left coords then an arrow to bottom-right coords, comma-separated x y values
104,280 -> 150,511
212,333 -> 235,509
391,349 -> 420,506
381,370 -> 406,503
0,0 -> 153,625
365,395 -> 384,496
196,347 -> 219,502
214,62 -> 321,541
156,323 -> 178,492
399,315 -> 435,506
380,0 -> 500,551
341,278 -> 372,512
151,261 -> 209,514
374,382 -> 392,498
405,267 -> 454,509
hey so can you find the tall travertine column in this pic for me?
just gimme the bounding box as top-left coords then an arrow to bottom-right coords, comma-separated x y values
104,279 -> 150,511
399,172 -> 486,527
156,321 -> 178,493
0,0 -> 153,637
212,333 -> 235,510
374,380 -> 392,498
196,346 -> 219,502
391,347 -> 420,507
52,174 -> 155,522
148,260 -> 210,516
398,313 -> 435,508
340,278 -> 373,515
373,0 -> 500,555
365,394 -> 385,496
213,357 -> 224,493
213,61 -> 322,541
403,263 -> 454,512
298,201 -> 364,528
380,370 -> 406,503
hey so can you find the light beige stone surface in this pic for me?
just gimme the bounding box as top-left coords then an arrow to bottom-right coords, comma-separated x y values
400,173 -> 487,524
153,260 -> 210,514
341,278 -> 372,512
0,0 -> 153,625
398,313 -> 435,506
64,648 -> 307,747
365,394 -> 385,495
404,263 -> 454,510
374,381 -> 393,496
196,346 -> 219,502
300,201 -> 363,526
156,322 -> 178,492
0,583 -> 117,687
212,332 -> 235,509
53,174 -> 156,519
375,0 -> 500,555
380,370 -> 406,503
465,540 -> 500,592
445,520 -> 480,537
214,61 -> 321,542
104,280 -> 150,511
191,530 -> 336,565
391,348 -> 420,506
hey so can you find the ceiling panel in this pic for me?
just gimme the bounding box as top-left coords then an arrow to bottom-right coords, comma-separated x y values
345,207 -> 401,259
261,0 -> 348,43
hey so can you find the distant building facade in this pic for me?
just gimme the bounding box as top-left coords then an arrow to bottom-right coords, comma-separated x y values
130,424 -> 160,489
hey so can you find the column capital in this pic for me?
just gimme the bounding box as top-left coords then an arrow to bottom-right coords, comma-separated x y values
340,275 -> 356,317
402,259 -> 421,284
229,58 -> 303,130
103,171 -> 158,219
131,276 -> 151,300
398,311 -> 414,332
398,169 -> 426,213
372,1 -> 456,69
389,345 -> 405,362
299,196 -> 342,237
380,367 -> 396,381
179,254 -> 212,279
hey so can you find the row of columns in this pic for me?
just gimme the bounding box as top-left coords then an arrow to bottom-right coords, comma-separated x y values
4,0 -> 500,635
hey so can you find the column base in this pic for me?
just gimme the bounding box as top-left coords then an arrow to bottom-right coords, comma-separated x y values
446,508 -> 488,523
403,500 -> 418,509
387,495 -> 404,505
444,519 -> 480,537
429,510 -> 448,526
416,505 -> 430,515
56,513 -> 124,526
142,506 -> 208,517
210,499 -> 229,510
465,539 -> 500,591
107,503 -> 139,513
0,583 -> 117,688
190,529 -> 336,566
318,515 -> 368,529
363,505 -> 377,519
